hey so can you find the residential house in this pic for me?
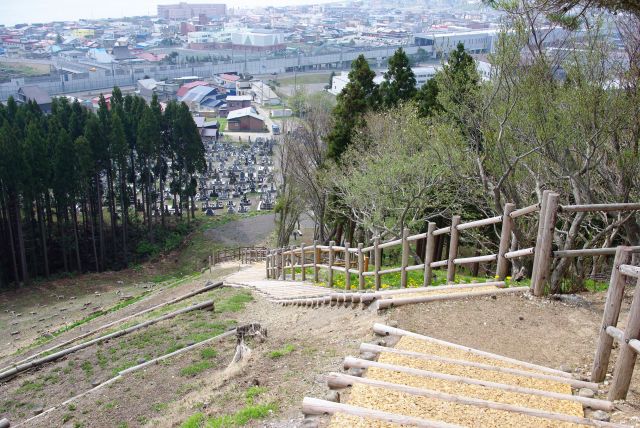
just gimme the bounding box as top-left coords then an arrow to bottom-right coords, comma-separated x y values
16,85 -> 52,113
180,85 -> 223,111
227,107 -> 265,132
226,95 -> 252,111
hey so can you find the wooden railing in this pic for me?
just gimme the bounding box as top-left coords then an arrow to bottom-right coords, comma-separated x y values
265,200 -> 540,289
211,246 -> 268,265
591,246 -> 640,400
264,193 -> 640,296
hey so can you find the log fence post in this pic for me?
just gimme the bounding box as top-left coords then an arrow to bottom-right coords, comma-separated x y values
423,223 -> 436,287
265,251 -> 270,278
374,237 -> 381,291
530,191 -> 551,292
300,243 -> 306,281
328,241 -> 335,287
401,228 -> 409,288
313,240 -> 319,282
280,248 -> 285,280
290,246 -> 296,281
592,247 -> 633,382
608,276 -> 640,400
345,242 -> 351,291
496,203 -> 516,280
447,216 -> 461,283
358,243 -> 365,291
531,192 -> 559,296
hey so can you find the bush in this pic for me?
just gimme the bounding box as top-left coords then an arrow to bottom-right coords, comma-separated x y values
135,240 -> 160,258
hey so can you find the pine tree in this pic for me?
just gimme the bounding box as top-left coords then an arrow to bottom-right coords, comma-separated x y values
378,47 -> 417,109
415,78 -> 441,117
326,55 -> 377,160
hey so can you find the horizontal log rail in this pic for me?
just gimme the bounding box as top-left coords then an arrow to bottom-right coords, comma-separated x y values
559,203 -> 640,213
504,247 -> 534,259
453,254 -> 497,265
619,264 -> 640,278
432,226 -> 451,236
554,247 -> 640,258
509,203 -> 540,218
456,215 -> 502,231
606,326 -> 625,343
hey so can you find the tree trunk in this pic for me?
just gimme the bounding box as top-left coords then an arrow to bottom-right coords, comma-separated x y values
36,196 -> 49,278
88,190 -> 99,272
107,165 -> 117,259
13,195 -> 29,284
57,202 -> 69,273
120,170 -> 128,264
550,212 -> 586,293
96,173 -> 105,270
44,192 -> 54,240
70,198 -> 82,272
1,187 -> 19,284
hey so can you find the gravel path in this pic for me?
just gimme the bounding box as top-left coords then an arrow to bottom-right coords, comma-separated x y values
204,213 -> 275,247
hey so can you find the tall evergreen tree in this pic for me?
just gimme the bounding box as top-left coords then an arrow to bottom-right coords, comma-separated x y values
378,47 -> 417,109
415,77 -> 442,117
326,55 -> 377,160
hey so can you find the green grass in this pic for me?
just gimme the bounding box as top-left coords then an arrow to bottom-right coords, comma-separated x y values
96,350 -> 108,369
181,412 -> 205,428
207,403 -> 276,427
245,386 -> 267,405
180,386 -> 275,427
180,360 -> 215,377
16,379 -> 45,394
215,292 -> 253,313
152,402 -> 169,412
268,344 -> 295,359
81,361 -> 93,377
297,265 -> 531,291
276,73 -> 330,86
200,347 -> 218,359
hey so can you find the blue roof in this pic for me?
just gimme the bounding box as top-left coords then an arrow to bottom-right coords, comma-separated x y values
180,86 -> 217,104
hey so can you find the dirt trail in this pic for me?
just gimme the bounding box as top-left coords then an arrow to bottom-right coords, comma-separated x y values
2,257 -> 640,427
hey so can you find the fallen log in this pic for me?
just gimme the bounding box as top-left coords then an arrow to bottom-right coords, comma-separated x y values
0,300 -> 214,381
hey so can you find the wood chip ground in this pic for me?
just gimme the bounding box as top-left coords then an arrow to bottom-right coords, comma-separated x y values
328,335 -> 587,427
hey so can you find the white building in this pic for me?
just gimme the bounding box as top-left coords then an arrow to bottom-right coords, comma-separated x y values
329,66 -> 440,96
187,31 -> 219,44
230,30 -> 285,48
414,29 -> 499,58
